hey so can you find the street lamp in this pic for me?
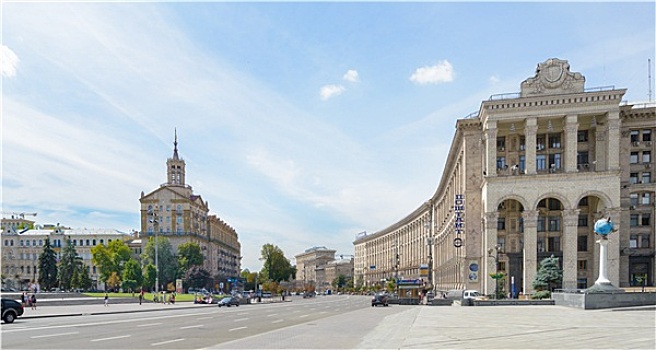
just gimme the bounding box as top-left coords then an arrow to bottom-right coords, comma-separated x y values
149,212 -> 159,294
424,221 -> 434,294
487,244 -> 501,299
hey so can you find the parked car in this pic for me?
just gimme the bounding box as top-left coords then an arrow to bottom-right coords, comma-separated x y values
371,292 -> 389,307
2,298 -> 24,323
217,296 -> 240,307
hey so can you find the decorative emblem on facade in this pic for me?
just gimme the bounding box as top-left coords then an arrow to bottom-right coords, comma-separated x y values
520,58 -> 585,97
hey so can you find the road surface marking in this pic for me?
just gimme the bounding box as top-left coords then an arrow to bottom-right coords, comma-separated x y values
180,325 -> 203,329
229,326 -> 247,332
300,314 -> 309,318
197,316 -> 212,320
91,335 -> 131,342
272,319 -> 284,324
151,338 -> 185,346
234,318 -> 248,322
267,313 -> 278,317
237,312 -> 249,315
137,323 -> 162,327
31,332 -> 79,339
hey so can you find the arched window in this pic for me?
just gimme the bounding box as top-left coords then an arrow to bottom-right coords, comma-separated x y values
32,240 -> 36,246
100,239 -> 104,245
73,240 -> 77,246
93,239 -> 96,245
86,239 -> 90,246
20,240 -> 23,246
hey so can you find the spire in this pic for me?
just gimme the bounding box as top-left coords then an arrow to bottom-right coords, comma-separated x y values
173,128 -> 179,160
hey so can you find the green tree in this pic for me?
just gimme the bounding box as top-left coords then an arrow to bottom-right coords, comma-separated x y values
121,258 -> 143,293
91,239 -> 132,283
76,264 -> 93,291
177,241 -> 204,278
142,264 -> 157,291
260,243 -> 294,283
141,236 -> 177,288
106,271 -> 121,292
186,266 -> 211,290
58,238 -> 82,290
532,255 -> 562,299
332,274 -> 348,291
38,238 -> 58,290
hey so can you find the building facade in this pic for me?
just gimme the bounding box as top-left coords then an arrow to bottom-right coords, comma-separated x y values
1,218 -> 133,291
354,58 -> 655,296
139,132 -> 241,283
294,246 -> 336,292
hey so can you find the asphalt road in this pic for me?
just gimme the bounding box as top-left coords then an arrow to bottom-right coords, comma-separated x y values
1,295 -> 375,349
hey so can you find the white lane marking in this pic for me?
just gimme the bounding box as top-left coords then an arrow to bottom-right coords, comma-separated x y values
137,323 -> 162,327
237,312 -> 249,315
299,314 -> 309,318
234,318 -> 248,322
180,325 -> 203,329
267,313 -> 278,317
320,311 -> 327,314
197,316 -> 212,320
151,338 -> 185,346
91,335 -> 131,342
271,319 -> 284,324
229,326 -> 247,332
31,332 -> 79,339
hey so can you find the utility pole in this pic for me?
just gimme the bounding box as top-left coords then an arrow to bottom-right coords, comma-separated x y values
149,212 -> 159,293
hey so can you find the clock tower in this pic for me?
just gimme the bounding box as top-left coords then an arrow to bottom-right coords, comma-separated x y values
167,129 -> 186,186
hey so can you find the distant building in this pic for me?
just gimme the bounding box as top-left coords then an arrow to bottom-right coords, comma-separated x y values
139,131 -> 241,286
1,218 -> 133,291
294,246 -> 337,292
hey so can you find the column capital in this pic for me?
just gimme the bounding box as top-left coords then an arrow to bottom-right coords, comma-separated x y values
562,209 -> 581,226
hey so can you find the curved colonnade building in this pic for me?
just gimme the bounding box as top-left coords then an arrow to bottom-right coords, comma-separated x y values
354,58 -> 655,296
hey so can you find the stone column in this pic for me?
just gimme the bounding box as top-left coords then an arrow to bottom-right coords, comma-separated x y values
483,212 -> 498,296
594,120 -> 607,171
607,111 -> 621,171
607,208 -> 622,286
522,210 -> 539,294
562,209 -> 580,290
524,118 -> 538,175
564,115 -> 578,173
485,122 -> 498,177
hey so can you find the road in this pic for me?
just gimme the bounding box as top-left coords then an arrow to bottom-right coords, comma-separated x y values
1,295 -> 380,349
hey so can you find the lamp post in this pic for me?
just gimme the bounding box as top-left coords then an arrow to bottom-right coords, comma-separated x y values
149,212 -> 159,294
487,244 -> 501,299
424,221 -> 434,293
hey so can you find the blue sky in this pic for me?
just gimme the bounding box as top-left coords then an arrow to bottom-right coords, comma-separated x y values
2,1 -> 654,271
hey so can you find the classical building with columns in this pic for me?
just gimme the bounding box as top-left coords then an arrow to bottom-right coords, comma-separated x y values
353,58 -> 655,296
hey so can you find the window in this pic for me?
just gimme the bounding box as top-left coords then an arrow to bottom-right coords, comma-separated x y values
518,218 -> 524,233
579,197 -> 588,206
86,239 -> 90,246
578,215 -> 588,227
630,152 -> 639,164
549,134 -> 561,148
92,239 -> 96,245
643,130 -> 652,142
536,135 -> 546,150
177,216 -> 183,225
497,137 -> 506,151
519,156 -> 525,171
630,173 -> 638,184
577,152 -> 589,166
577,130 -> 588,142
549,153 -> 561,171
32,240 -> 36,246
630,193 -> 639,206
577,260 -> 587,270
641,234 -> 650,248
537,237 -> 546,252
73,239 -> 77,246
537,216 -> 546,232
642,172 -> 651,184
497,217 -> 506,230
497,237 -> 505,252
642,193 -> 651,205
497,157 -> 507,170
20,240 -> 23,246
577,235 -> 588,251
79,240 -> 84,246
519,137 -> 526,150
39,240 -> 42,246
177,204 -> 183,212
100,239 -> 104,245
641,214 -> 650,226
548,216 -> 561,231
630,214 -> 639,227
3,240 -> 7,246
536,155 -> 547,171
643,151 -> 651,163
548,236 -> 561,251
631,130 -> 640,142
630,235 -> 638,248
548,199 -> 562,210
93,266 -> 97,274
498,261 -> 506,271
27,266 -> 30,274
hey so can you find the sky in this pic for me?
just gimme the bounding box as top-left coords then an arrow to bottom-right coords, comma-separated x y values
2,1 -> 654,272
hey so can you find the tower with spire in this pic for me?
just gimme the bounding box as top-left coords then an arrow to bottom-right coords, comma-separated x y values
167,129 -> 186,186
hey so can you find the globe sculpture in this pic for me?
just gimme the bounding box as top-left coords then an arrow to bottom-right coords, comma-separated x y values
593,217 -> 615,236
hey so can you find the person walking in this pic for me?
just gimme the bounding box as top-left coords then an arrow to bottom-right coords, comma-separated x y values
104,292 -> 109,307
139,289 -> 144,305
21,292 -> 27,308
30,294 -> 37,310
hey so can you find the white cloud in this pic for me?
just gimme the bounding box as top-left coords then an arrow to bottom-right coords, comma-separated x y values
343,69 -> 359,83
489,75 -> 500,84
1,45 -> 19,77
409,60 -> 454,85
320,84 -> 345,100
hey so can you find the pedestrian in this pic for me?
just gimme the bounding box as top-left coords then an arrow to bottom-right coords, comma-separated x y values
30,294 -> 37,310
139,289 -> 144,305
21,292 -> 27,308
104,292 -> 109,307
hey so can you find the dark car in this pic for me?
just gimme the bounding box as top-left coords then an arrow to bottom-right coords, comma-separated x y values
217,296 -> 240,307
2,298 -> 24,323
371,292 -> 389,307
